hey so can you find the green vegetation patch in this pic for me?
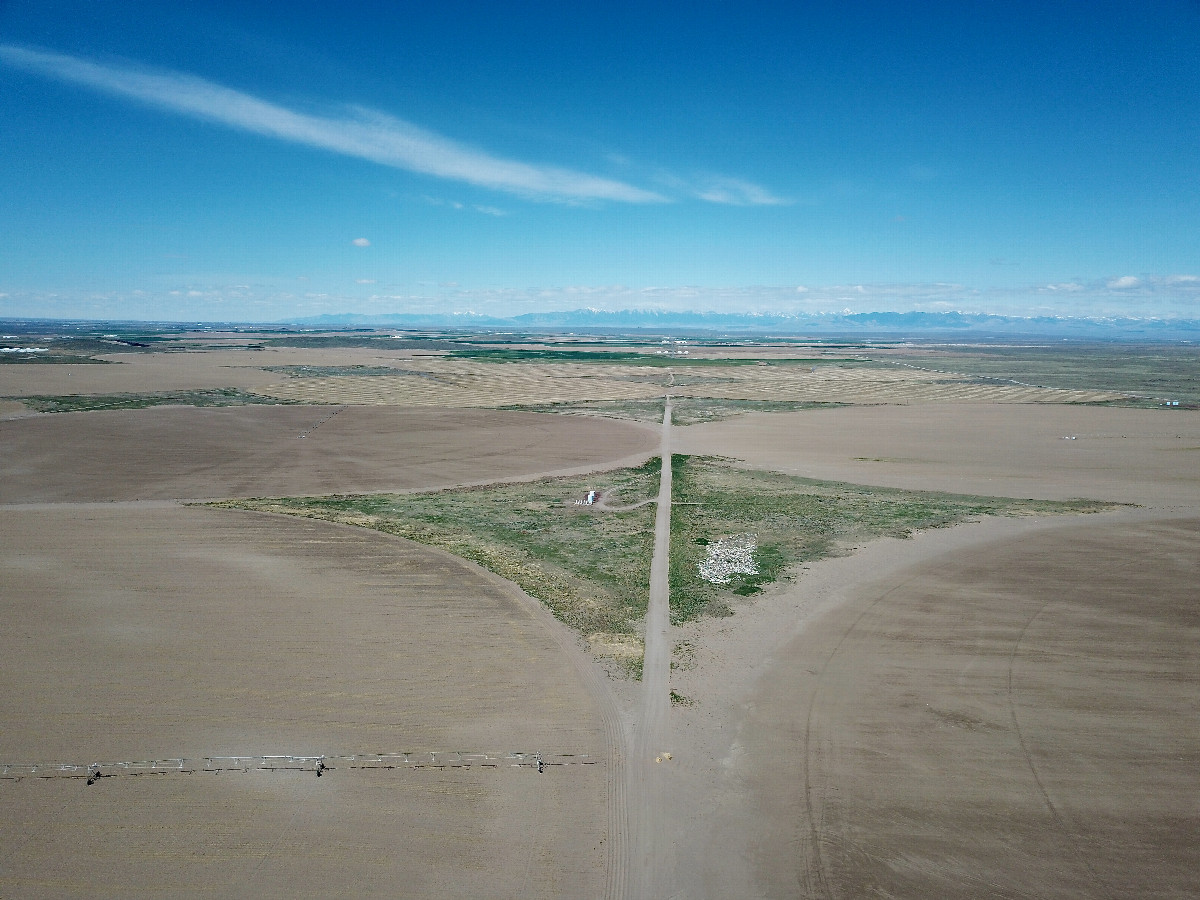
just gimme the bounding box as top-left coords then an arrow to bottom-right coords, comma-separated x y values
670,399 -> 852,424
879,344 -> 1200,404
12,389 -> 297,413
1,334 -> 186,361
258,335 -> 460,350
669,455 -> 1113,624
209,454 -> 1113,675
507,397 -> 851,424
262,365 -> 429,377
503,398 -> 668,422
212,458 -> 662,646
0,352 -> 112,365
449,347 -> 867,367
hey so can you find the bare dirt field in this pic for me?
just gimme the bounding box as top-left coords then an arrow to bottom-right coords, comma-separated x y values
0,347 -> 442,400
677,403 -> 1200,507
4,340 -> 1198,897
644,402 -> 1200,898
0,405 -> 657,502
736,514 -> 1198,898
0,505 -> 616,898
653,509 -> 1200,899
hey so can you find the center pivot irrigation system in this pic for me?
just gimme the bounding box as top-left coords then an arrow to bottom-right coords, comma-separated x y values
1,750 -> 598,783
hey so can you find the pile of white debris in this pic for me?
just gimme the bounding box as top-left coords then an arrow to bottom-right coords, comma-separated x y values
698,533 -> 759,585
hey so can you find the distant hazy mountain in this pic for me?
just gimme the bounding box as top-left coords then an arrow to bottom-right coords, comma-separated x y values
288,309 -> 1200,338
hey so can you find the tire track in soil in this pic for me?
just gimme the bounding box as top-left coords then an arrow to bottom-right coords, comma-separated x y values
466,521 -> 633,900
424,524 -> 634,900
801,575 -> 922,899
1006,583 -> 1123,900
200,506 -> 630,899
804,543 -> 1130,900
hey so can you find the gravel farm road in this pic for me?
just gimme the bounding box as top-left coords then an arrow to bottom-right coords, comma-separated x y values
625,397 -> 676,899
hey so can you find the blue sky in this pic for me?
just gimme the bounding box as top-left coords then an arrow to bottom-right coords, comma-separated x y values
2,1 -> 1198,322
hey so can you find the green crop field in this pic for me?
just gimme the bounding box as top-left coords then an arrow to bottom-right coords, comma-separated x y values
876,344 -> 1200,405
10,389 -> 297,413
508,397 -> 852,424
449,347 -> 869,366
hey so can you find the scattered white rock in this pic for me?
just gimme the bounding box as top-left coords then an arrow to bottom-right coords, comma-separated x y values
699,533 -> 758,585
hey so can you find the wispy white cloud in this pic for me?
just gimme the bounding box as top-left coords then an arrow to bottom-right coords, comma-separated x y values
651,169 -> 788,206
693,176 -> 789,206
0,44 -> 666,204
424,196 -> 508,216
1107,275 -> 1140,289
351,237 -> 370,247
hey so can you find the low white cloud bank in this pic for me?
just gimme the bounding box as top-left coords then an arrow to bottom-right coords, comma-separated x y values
0,44 -> 667,204
1107,275 -> 1140,289
4,274 -> 1200,321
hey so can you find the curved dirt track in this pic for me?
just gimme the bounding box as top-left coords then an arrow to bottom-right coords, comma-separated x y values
0,405 -> 658,503
0,504 -> 617,898
738,514 -> 1199,898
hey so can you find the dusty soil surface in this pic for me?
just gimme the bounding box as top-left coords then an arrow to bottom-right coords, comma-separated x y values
4,347 -> 1198,900
0,505 -> 617,898
0,347 -> 439,399
738,514 -> 1198,898
677,403 -> 1200,507
642,402 -> 1199,897
0,405 -> 657,503
654,510 -> 1199,899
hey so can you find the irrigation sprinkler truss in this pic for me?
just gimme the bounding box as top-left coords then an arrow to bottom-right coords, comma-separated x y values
1,750 -> 596,783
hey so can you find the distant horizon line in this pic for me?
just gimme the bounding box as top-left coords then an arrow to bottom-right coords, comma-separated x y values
3,307 -> 1199,337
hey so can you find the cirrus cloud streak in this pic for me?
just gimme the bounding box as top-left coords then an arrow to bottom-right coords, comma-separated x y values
0,44 -> 669,204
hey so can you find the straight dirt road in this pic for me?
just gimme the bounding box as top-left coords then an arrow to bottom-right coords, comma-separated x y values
626,397 -> 675,899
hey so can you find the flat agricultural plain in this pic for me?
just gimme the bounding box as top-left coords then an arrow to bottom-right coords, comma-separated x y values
0,405 -> 657,502
1,342 -> 650,898
663,402 -> 1200,898
2,333 -> 1198,897
0,506 -> 613,897
739,514 -> 1198,898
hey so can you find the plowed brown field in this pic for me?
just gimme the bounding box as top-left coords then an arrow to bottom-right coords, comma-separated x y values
0,405 -> 656,502
677,403 -> 1200,506
741,515 -> 1199,898
4,342 -> 1198,898
0,505 -> 614,898
655,402 -> 1200,898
